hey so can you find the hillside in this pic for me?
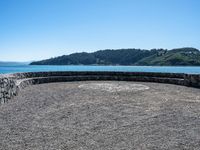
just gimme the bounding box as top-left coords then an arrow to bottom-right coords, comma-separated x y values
30,48 -> 200,66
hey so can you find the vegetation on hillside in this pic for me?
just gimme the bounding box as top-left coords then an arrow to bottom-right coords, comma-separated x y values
30,47 -> 200,66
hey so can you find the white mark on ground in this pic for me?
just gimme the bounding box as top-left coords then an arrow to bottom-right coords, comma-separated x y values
78,82 -> 149,92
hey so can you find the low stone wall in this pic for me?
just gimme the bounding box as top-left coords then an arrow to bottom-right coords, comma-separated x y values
0,71 -> 200,104
184,74 -> 200,87
12,71 -> 185,79
0,76 -> 18,104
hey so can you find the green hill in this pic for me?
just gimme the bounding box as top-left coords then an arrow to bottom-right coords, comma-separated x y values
30,47 -> 200,66
136,48 -> 200,66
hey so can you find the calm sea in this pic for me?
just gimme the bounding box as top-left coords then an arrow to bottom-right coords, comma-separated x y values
0,65 -> 200,74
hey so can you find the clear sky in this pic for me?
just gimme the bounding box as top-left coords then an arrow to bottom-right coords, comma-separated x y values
0,0 -> 200,61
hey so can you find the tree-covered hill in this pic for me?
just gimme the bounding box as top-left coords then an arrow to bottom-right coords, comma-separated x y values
30,47 -> 200,66
136,48 -> 200,66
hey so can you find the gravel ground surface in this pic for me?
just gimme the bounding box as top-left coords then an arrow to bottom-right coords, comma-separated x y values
1,81 -> 200,150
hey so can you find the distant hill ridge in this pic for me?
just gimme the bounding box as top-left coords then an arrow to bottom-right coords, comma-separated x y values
0,61 -> 29,66
30,47 -> 200,66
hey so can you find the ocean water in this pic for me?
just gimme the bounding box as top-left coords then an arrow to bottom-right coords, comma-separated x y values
0,65 -> 200,74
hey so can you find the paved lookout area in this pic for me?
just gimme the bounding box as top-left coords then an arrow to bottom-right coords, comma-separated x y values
1,81 -> 200,150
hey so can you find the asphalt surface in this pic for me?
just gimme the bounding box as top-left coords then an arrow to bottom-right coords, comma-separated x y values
1,81 -> 200,150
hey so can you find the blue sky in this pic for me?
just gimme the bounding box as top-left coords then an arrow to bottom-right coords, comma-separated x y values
0,0 -> 200,61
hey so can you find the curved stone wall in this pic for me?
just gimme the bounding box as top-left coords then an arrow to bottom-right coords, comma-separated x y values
0,71 -> 200,104
0,77 -> 18,104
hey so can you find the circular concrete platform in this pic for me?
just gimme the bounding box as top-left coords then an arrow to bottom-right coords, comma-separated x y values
1,81 -> 200,150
